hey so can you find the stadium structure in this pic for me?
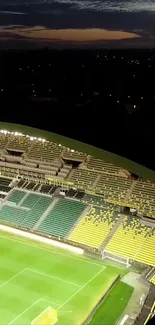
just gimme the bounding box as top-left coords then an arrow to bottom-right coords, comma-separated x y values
0,122 -> 155,325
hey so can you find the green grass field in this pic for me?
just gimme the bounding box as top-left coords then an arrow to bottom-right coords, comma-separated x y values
0,230 -> 132,325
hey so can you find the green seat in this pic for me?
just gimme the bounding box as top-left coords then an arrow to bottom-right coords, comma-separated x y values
20,195 -> 52,228
0,205 -> 28,226
7,190 -> 26,204
39,199 -> 86,238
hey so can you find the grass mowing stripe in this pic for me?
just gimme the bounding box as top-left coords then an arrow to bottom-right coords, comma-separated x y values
57,267 -> 105,311
40,298 -> 60,307
0,233 -> 103,268
89,282 -> 134,325
26,268 -> 81,288
8,299 -> 41,325
0,268 -> 26,290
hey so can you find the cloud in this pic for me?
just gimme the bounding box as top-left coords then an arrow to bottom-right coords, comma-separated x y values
51,0 -> 155,12
0,11 -> 26,15
0,25 -> 140,42
1,0 -> 155,13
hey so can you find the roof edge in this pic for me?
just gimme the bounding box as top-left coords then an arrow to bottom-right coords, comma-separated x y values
0,121 -> 155,182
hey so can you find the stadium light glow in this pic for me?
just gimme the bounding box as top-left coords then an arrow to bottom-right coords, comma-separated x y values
0,224 -> 84,255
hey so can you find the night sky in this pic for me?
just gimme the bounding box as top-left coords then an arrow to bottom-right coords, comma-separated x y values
0,0 -> 155,48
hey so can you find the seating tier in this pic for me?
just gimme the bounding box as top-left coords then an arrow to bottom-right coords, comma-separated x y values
69,206 -> 119,248
0,205 -> 28,226
20,194 -> 52,228
7,190 -> 26,204
105,217 -> 150,262
136,229 -> 155,266
39,199 -> 86,237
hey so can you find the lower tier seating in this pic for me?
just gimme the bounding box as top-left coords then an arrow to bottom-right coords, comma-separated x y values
0,205 -> 28,226
21,193 -> 42,209
7,189 -> 26,204
39,199 -> 86,237
20,195 -> 52,228
136,228 -> 155,266
69,206 -> 119,248
105,216 -> 155,266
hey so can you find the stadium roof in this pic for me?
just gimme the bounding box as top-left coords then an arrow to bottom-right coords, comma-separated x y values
0,121 -> 155,183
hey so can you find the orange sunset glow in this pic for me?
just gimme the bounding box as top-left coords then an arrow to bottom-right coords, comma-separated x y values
0,26 -> 140,42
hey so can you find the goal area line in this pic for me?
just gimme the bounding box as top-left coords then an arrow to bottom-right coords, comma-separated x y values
31,306 -> 58,325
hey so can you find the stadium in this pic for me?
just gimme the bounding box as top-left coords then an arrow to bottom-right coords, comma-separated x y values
0,121 -> 155,325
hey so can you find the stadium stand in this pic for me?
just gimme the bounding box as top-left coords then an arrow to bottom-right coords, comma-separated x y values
0,129 -> 155,262
67,168 -> 98,189
0,132 -> 10,150
25,182 -> 36,190
0,204 -> 28,226
39,198 -> 86,237
62,148 -> 87,161
87,157 -> 129,177
105,216 -> 155,266
105,216 -> 149,259
66,188 -> 77,198
83,193 -> 108,206
128,180 -> 155,218
0,177 -> 11,193
69,206 -> 119,248
27,141 -> 62,162
74,191 -> 85,200
21,193 -> 42,209
20,194 -> 52,228
96,174 -> 133,201
6,135 -> 31,152
2,127 -> 155,325
136,228 -> 155,266
40,184 -> 53,194
7,189 -> 26,204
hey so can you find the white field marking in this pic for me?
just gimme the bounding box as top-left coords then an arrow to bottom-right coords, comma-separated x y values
0,268 -> 26,290
8,298 -> 42,325
26,268 -> 81,288
39,298 -> 60,307
0,233 -> 103,268
57,267 -> 105,311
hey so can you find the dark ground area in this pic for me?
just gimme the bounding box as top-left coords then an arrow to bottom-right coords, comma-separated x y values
0,48 -> 155,170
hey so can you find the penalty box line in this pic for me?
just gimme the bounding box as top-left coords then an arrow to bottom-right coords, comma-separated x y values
0,268 -> 27,290
0,266 -> 81,292
8,298 -> 61,325
57,266 -> 105,311
26,267 -> 81,288
6,267 -> 105,325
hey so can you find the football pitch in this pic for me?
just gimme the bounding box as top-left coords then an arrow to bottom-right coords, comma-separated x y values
0,230 -> 133,325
